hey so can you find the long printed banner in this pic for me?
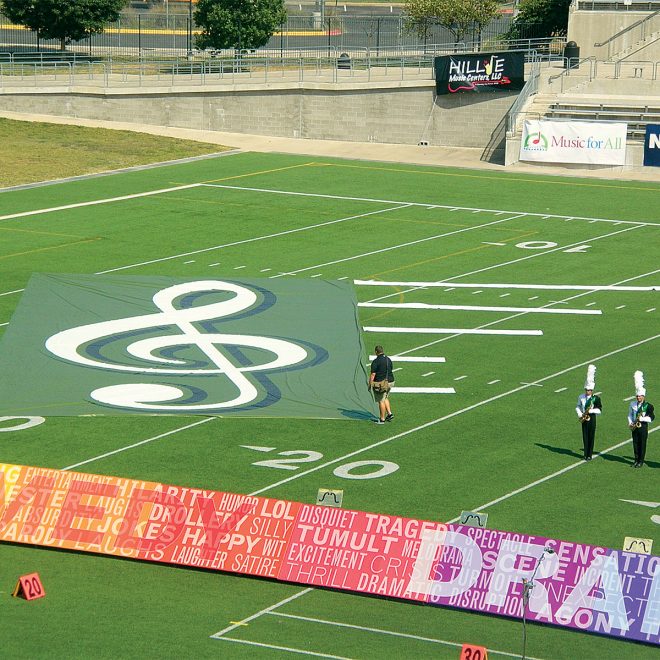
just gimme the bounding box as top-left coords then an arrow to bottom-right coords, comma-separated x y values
520,120 -> 627,165
1,464 -> 658,645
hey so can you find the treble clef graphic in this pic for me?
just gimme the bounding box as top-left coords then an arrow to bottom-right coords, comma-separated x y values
45,281 -> 310,411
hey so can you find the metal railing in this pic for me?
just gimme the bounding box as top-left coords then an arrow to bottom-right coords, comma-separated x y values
506,60 -> 542,133
594,8 -> 660,58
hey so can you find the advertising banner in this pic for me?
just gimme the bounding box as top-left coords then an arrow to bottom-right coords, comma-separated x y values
643,124 -> 660,166
520,120 -> 627,165
0,274 -> 376,420
434,52 -> 525,95
1,463 -> 658,646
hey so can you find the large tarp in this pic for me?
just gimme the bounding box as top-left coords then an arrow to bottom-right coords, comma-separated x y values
0,274 -> 376,419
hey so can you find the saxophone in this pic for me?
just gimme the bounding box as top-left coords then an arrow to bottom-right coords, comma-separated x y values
580,397 -> 593,423
630,410 -> 643,430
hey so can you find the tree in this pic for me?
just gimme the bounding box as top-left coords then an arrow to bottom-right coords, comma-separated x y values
404,0 -> 500,46
507,0 -> 571,40
1,0 -> 127,51
194,0 -> 287,52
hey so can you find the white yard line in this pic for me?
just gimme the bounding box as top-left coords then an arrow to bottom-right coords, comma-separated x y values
368,356 -> 446,363
355,282 -> 657,292
212,638 -> 351,659
266,612 -> 542,660
364,326 -> 543,336
269,215 -> 519,279
359,302 -> 602,315
0,184 -> 202,223
201,185 -> 656,226
245,331 -> 658,497
60,417 -> 214,471
211,588 -> 313,638
393,387 -> 455,393
450,427 -> 660,523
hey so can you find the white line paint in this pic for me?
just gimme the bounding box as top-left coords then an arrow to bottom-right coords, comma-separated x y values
337,276 -> 348,280
421,371 -> 435,377
211,588 -> 314,638
482,241 -> 506,245
359,302 -> 601,315
452,427 -> 659,521
454,375 -> 467,381
488,379 -> 501,385
444,287 -> 455,291
648,308 -> 656,312
368,355 -> 446,363
60,417 -> 215,471
364,326 -> 543,336
616,305 -> 626,309
267,612 -> 539,659
233,265 -> 246,270
212,638 -> 351,659
183,260 -> 195,264
247,332 -> 658,497
471,290 -> 483,294
585,302 -> 596,307
0,183 -> 202,222
392,367 -> 403,372
209,262 -> 221,267
203,184 -> 654,225
521,382 -> 543,387
499,293 -> 510,297
310,273 -> 323,278
355,280 -> 658,292
260,268 -> 271,272
393,387 -> 456,393
270,215 -> 518,279
529,295 -> 539,300
555,387 -> 567,393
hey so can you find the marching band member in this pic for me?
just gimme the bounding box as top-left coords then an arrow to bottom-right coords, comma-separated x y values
628,371 -> 655,468
575,364 -> 601,461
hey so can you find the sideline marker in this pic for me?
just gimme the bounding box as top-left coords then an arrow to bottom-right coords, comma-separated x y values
460,643 -> 488,659
12,573 -> 45,601
316,488 -> 343,508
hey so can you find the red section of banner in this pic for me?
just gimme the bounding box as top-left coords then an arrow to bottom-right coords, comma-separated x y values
277,504 -> 447,601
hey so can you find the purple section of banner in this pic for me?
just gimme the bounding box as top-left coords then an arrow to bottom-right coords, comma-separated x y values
418,526 -> 659,644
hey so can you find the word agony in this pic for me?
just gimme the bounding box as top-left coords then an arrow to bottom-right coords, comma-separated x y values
0,464 -> 657,646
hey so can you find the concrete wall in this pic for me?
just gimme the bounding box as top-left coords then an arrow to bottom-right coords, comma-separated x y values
568,7 -> 660,60
0,81 -> 517,151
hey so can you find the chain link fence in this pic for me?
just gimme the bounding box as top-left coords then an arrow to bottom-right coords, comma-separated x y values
0,11 -> 538,59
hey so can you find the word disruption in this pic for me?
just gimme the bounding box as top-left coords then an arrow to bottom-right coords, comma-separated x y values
0,464 -> 657,645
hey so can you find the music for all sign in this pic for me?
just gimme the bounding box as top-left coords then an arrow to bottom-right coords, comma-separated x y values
520,120 -> 627,165
434,52 -> 525,95
1,462 -> 658,646
0,274 -> 376,419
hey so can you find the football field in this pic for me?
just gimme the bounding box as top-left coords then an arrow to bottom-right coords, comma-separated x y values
0,152 -> 658,658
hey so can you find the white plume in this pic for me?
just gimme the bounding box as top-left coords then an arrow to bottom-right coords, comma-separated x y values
634,370 -> 646,396
584,364 -> 596,389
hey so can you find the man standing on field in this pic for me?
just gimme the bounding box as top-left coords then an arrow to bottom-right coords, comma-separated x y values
368,345 -> 394,425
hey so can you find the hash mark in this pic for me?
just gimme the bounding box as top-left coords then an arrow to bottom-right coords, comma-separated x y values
421,371 -> 435,377
616,305 -> 626,309
488,379 -> 500,385
555,387 -> 567,393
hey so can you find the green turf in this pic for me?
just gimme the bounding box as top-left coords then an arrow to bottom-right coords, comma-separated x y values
0,152 -> 658,658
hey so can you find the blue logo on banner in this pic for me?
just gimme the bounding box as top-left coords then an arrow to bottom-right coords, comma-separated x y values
643,124 -> 660,167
